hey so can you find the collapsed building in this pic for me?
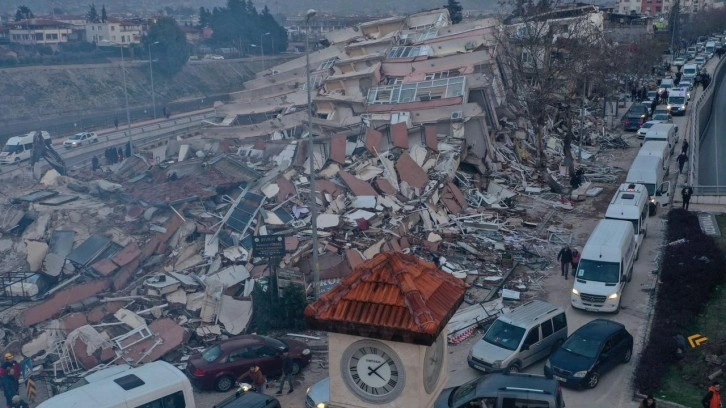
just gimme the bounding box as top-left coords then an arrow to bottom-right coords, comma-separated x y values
0,5 -> 628,392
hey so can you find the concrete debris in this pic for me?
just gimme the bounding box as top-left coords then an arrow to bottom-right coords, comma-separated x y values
0,10 -> 627,389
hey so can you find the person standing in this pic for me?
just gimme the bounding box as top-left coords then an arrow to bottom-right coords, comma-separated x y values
276,351 -> 295,395
682,185 -> 694,210
117,147 -> 124,162
0,367 -> 16,407
571,248 -> 581,273
237,366 -> 267,393
2,353 -> 20,399
677,152 -> 688,174
91,156 -> 100,172
114,118 -> 119,129
557,244 -> 573,280
639,394 -> 656,408
702,381 -> 721,408
682,139 -> 689,155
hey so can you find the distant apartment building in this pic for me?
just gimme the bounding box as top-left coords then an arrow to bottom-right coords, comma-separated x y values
617,0 -> 720,15
8,19 -> 73,45
85,18 -> 144,45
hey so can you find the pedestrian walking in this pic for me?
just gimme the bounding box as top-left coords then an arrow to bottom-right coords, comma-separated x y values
114,118 -> 119,129
91,155 -> 100,172
276,351 -> 295,395
117,147 -> 124,162
682,139 -> 689,155
571,248 -> 581,272
682,185 -> 694,210
0,367 -> 16,407
651,98 -> 658,116
677,152 -> 688,174
631,87 -> 637,102
236,366 -> 267,394
557,244 -> 573,280
639,394 -> 656,408
702,381 -> 721,408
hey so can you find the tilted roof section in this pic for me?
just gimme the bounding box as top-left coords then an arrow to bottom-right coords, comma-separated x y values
304,251 -> 466,346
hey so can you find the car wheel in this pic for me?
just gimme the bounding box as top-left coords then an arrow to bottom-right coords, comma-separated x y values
587,371 -> 600,388
623,347 -> 633,363
291,360 -> 302,375
507,363 -> 521,373
216,375 -> 234,392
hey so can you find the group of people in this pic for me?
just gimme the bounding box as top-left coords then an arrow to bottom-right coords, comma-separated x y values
103,145 -> 130,166
557,244 -> 580,280
234,350 -> 296,396
1,353 -> 29,408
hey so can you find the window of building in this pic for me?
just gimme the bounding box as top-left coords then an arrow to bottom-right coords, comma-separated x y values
385,77 -> 403,85
366,76 -> 466,105
318,58 -> 337,70
34,33 -> 43,41
424,69 -> 461,80
386,45 -> 432,59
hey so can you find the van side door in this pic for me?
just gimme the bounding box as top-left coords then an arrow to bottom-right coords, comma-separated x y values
519,326 -> 542,367
655,181 -> 671,207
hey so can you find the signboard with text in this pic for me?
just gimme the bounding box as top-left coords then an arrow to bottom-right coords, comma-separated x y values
252,234 -> 286,258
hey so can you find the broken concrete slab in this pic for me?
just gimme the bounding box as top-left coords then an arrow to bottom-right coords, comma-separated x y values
317,214 -> 341,229
23,213 -> 50,241
122,318 -> 187,365
218,296 -> 252,335
338,170 -> 378,197
21,279 -> 110,326
395,153 -> 428,189
26,241 -> 49,272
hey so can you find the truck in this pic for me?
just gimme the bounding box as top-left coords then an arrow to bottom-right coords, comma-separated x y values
0,131 -> 51,164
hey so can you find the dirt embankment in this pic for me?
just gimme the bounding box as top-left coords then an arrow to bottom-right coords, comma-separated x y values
0,59 -> 265,125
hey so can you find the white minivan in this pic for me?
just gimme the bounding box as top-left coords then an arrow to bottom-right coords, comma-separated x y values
37,361 -> 195,408
626,154 -> 671,213
571,219 -> 637,313
642,123 -> 679,154
0,131 -> 51,164
605,183 -> 649,257
638,140 -> 672,173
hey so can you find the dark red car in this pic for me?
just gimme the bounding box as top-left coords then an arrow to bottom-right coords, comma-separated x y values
185,334 -> 311,392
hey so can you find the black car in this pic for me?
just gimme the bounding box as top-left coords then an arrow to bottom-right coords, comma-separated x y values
213,390 -> 281,408
544,319 -> 633,389
622,104 -> 650,131
435,372 -> 564,408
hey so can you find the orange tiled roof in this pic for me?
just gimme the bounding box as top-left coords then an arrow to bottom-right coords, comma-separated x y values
304,251 -> 466,346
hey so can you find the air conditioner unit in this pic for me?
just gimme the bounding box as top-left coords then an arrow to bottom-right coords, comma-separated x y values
450,111 -> 464,121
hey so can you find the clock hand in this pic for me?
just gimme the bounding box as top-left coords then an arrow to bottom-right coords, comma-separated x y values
367,359 -> 389,379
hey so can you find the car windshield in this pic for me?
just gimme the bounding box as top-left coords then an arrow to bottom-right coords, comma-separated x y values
561,332 -> 602,359
653,114 -> 670,121
576,259 -> 621,283
202,345 -> 222,362
647,91 -> 658,98
641,123 -> 654,129
483,320 -> 525,351
263,336 -> 288,351
70,134 -> 84,140
2,145 -> 21,153
669,97 -> 686,104
450,377 -> 479,406
684,68 -> 696,75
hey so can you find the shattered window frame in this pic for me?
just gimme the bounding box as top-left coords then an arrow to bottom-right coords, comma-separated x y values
318,57 -> 337,70
386,45 -> 432,59
366,76 -> 466,105
302,75 -> 325,90
416,28 -> 439,42
424,69 -> 461,80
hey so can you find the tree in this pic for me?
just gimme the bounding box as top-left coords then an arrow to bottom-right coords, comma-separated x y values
201,0 -> 287,53
101,5 -> 107,23
14,5 -> 34,21
251,278 -> 308,333
143,16 -> 189,77
198,6 -> 211,28
497,2 -> 608,181
445,0 -> 463,24
87,4 -> 99,23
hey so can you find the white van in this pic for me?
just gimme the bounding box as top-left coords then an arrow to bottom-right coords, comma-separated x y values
571,219 -> 637,313
468,300 -> 568,373
605,183 -> 649,256
638,140 -> 672,173
642,123 -> 679,154
682,63 -> 698,81
0,131 -> 51,164
626,154 -> 671,213
667,88 -> 688,116
37,361 -> 195,408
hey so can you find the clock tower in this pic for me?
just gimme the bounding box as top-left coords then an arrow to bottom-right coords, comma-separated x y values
305,252 -> 466,408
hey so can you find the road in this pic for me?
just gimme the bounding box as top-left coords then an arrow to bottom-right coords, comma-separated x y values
698,61 -> 726,188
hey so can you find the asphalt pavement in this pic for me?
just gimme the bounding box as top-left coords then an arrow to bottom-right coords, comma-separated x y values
698,61 -> 726,188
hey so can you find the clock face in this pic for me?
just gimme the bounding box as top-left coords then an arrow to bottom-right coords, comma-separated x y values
342,340 -> 406,403
423,334 -> 445,393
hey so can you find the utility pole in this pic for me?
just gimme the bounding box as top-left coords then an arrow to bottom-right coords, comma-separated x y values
120,44 -> 133,155
148,41 -> 160,119
305,9 -> 320,300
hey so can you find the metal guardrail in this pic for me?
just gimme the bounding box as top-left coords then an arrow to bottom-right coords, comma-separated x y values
691,55 -> 726,189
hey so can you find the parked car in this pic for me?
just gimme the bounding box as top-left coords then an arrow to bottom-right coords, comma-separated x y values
185,335 -> 311,392
694,55 -> 706,68
544,319 -> 633,389
636,120 -> 659,138
652,111 -> 673,124
434,372 -> 565,408
63,131 -> 98,148
622,104 -> 650,131
672,57 -> 686,67
306,377 -> 329,408
215,389 -> 281,408
677,81 -> 693,100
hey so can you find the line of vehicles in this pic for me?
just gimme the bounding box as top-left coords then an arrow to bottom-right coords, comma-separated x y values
0,131 -> 99,165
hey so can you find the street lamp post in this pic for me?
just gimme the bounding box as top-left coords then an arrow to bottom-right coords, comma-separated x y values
119,44 -> 133,155
148,41 -> 160,119
305,9 -> 320,299
261,32 -> 270,70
